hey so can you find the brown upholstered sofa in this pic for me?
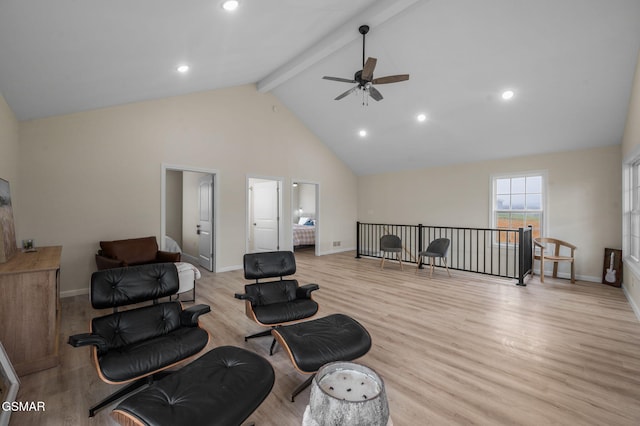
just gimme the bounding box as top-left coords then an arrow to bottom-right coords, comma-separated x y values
95,236 -> 181,270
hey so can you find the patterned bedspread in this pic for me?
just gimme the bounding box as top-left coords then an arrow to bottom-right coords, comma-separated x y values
293,224 -> 316,246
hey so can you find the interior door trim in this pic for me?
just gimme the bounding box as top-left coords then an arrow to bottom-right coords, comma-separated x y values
161,163 -> 219,272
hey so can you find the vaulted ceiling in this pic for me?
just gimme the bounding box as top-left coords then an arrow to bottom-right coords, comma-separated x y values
1,0 -> 639,175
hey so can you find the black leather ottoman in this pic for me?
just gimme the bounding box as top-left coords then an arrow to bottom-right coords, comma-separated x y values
112,346 -> 275,426
272,313 -> 372,401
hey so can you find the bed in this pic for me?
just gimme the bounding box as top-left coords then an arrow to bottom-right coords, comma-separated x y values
293,218 -> 316,247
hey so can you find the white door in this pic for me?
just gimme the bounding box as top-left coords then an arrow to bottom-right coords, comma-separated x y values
197,175 -> 214,271
251,180 -> 279,252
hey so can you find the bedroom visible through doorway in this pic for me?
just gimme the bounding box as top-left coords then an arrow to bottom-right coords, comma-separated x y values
292,181 -> 319,255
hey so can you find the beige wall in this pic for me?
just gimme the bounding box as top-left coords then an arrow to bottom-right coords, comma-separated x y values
621,51 -> 640,314
16,84 -> 358,294
0,93 -> 20,221
165,170 -> 183,246
358,145 -> 622,281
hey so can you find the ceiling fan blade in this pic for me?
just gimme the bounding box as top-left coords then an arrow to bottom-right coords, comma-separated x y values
335,85 -> 359,100
323,76 -> 357,84
361,57 -> 377,81
371,74 -> 410,85
369,86 -> 384,101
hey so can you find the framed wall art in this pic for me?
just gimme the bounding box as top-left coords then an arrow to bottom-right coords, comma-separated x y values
602,248 -> 622,288
0,178 -> 17,263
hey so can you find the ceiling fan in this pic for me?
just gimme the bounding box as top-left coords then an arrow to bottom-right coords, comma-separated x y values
323,25 -> 409,104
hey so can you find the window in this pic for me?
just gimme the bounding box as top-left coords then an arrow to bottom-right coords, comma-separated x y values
629,161 -> 640,261
491,172 -> 545,242
623,151 -> 640,272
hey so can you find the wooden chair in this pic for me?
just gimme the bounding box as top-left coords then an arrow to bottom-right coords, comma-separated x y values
533,237 -> 576,283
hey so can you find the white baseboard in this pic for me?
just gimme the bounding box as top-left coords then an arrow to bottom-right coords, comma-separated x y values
61,288 -> 90,298
623,284 -> 640,322
217,248 -> 357,271
536,264 -> 600,283
217,264 -> 242,273
318,246 -> 356,256
573,273 -> 601,283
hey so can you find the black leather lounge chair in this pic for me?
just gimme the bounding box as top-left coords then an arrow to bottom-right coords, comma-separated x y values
235,251 -> 319,355
68,263 -> 211,417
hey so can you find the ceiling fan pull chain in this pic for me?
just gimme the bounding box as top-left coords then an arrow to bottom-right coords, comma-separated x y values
321,24 -> 408,104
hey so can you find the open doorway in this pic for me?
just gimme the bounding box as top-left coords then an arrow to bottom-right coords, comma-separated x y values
162,165 -> 217,272
247,177 -> 283,253
292,181 -> 319,255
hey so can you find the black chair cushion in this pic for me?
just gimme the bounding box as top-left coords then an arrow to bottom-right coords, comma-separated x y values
244,251 -> 296,280
98,327 -> 209,383
253,299 -> 319,325
91,263 -> 179,309
274,314 -> 372,373
92,302 -> 209,382
114,346 -> 275,426
245,279 -> 300,305
92,302 -> 183,350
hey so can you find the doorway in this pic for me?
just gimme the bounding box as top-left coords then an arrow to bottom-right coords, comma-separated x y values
291,181 -> 319,255
247,177 -> 282,253
162,165 -> 217,272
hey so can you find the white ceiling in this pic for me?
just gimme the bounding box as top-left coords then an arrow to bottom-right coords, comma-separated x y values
1,0 -> 639,175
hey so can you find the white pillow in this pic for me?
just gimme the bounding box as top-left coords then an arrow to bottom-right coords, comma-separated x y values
298,217 -> 310,225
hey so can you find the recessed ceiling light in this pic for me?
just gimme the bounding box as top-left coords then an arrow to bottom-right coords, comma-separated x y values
502,90 -> 515,100
417,113 -> 427,122
222,0 -> 239,11
359,129 -> 367,137
177,65 -> 189,73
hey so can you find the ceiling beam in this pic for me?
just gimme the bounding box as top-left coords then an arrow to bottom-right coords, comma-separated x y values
257,0 -> 425,93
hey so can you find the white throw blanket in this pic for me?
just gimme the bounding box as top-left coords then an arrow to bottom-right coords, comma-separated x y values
164,235 -> 182,253
174,262 -> 201,279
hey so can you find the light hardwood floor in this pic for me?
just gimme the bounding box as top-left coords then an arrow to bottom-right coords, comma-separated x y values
10,250 -> 640,425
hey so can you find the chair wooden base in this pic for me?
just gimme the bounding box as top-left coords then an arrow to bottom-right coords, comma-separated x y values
533,238 -> 576,283
380,252 -> 403,270
533,257 -> 575,283
416,256 -> 451,278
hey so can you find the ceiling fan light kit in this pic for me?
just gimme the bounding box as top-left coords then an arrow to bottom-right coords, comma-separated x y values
323,25 -> 409,105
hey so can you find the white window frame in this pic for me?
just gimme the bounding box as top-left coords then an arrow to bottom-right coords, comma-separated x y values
490,170 -> 547,243
623,146 -> 640,277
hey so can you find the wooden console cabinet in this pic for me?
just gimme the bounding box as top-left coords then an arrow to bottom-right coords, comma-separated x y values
0,246 -> 62,376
